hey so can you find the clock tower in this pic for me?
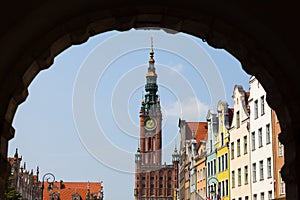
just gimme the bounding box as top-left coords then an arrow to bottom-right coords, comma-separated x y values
139,36 -> 162,166
134,37 -> 178,200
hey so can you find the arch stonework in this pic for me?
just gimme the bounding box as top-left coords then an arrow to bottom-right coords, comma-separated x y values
0,1 -> 299,199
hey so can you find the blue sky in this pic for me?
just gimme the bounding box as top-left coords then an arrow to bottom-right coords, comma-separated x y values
8,29 -> 250,199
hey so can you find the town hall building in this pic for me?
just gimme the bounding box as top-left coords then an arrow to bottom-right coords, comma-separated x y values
134,38 -> 179,200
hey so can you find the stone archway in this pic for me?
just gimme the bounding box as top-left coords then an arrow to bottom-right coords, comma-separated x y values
0,1 -> 299,199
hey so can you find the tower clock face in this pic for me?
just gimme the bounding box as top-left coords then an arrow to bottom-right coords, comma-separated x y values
144,118 -> 157,131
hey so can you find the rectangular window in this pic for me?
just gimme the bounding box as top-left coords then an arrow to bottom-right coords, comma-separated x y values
222,181 -> 225,197
261,96 -> 265,116
208,162 -> 210,177
279,140 -> 284,157
199,169 -> 202,181
279,171 -> 286,194
221,132 -> 224,146
244,135 -> 248,154
218,157 -> 221,172
236,111 -> 240,128
221,155 -> 224,171
238,168 -> 241,186
253,163 -> 257,182
225,153 -> 228,170
231,142 -> 235,159
203,168 -> 206,180
211,161 -> 214,176
210,160 -> 212,175
218,182 -> 221,197
237,139 -> 241,157
253,194 -> 257,200
266,124 -> 271,144
258,128 -> 263,148
261,192 -> 265,200
259,160 -> 264,181
213,159 -> 216,175
254,100 -> 258,119
244,165 -> 249,185
267,157 -> 272,178
252,132 -> 256,150
225,179 -> 228,196
232,170 -> 235,188
268,191 -> 272,200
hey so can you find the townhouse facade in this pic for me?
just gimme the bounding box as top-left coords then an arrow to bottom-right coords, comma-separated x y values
195,140 -> 207,199
271,110 -> 286,200
206,110 -> 218,200
179,120 -> 208,200
179,119 -> 192,200
249,76 -> 274,200
229,85 -> 252,200
177,76 -> 285,200
215,101 -> 232,200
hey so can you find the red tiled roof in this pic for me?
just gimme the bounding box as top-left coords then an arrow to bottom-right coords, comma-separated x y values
43,181 -> 101,200
186,122 -> 208,142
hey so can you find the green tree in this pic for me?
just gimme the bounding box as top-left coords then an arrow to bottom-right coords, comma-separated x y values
4,179 -> 21,200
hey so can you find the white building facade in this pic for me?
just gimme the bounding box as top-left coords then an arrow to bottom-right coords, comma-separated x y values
249,76 -> 274,200
229,85 -> 252,200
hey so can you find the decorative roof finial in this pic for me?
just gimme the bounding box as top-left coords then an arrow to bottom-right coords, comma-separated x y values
14,148 -> 18,158
150,34 -> 154,53
149,34 -> 155,63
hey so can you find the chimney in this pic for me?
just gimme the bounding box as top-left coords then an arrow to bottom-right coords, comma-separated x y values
60,180 -> 64,189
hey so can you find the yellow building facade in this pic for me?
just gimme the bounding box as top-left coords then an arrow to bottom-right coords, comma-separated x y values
215,101 -> 233,200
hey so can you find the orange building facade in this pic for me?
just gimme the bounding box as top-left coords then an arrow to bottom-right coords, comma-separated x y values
272,110 -> 286,199
134,39 -> 179,200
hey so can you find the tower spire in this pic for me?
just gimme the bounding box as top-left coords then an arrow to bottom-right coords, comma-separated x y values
143,35 -> 159,114
149,34 -> 154,63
